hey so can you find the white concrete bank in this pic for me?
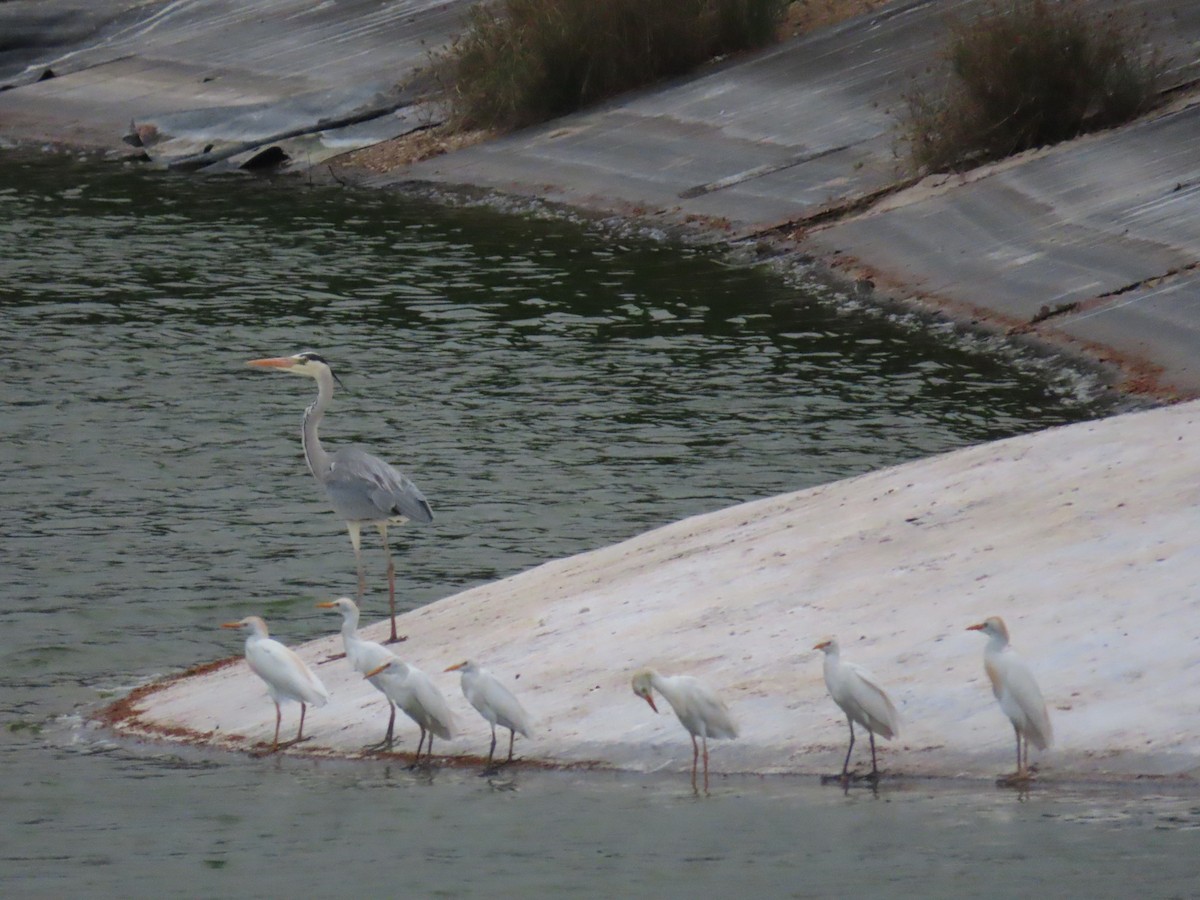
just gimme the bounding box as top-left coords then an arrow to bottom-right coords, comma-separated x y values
105,400 -> 1200,782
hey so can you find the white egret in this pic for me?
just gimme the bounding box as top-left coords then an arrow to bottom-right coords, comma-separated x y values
221,615 -> 329,752
315,597 -> 401,747
247,351 -> 433,643
363,656 -> 455,764
631,668 -> 738,793
813,637 -> 901,782
445,659 -> 534,771
967,616 -> 1053,782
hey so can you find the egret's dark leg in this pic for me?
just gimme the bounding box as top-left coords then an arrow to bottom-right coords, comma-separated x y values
841,719 -> 856,779
868,731 -> 880,780
690,734 -> 700,794
506,728 -> 516,764
1014,725 -> 1023,777
272,701 -> 283,752
297,702 -> 308,743
476,727 -> 499,776
385,705 -> 396,747
702,734 -> 711,795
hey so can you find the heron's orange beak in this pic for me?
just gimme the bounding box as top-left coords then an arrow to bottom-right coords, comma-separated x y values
315,601 -> 337,609
220,621 -> 243,629
641,694 -> 658,714
813,640 -> 831,651
247,356 -> 296,369
445,662 -> 467,672
364,662 -> 392,679
966,623 -> 985,631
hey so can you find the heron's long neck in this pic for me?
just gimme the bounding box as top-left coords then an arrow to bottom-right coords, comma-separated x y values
301,369 -> 335,479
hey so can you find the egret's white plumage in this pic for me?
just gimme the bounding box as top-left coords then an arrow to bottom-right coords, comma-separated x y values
316,597 -> 401,746
967,616 -> 1053,781
248,352 -> 433,643
221,615 -> 329,751
363,655 -> 455,764
814,637 -> 900,781
631,668 -> 737,793
445,659 -> 534,770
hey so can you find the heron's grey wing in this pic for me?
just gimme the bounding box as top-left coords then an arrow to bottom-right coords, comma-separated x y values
326,447 -> 434,524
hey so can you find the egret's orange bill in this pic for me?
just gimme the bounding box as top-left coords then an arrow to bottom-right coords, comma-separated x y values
364,662 -> 392,679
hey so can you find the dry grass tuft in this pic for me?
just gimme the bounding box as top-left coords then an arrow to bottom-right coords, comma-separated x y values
901,0 -> 1164,174
438,0 -> 788,132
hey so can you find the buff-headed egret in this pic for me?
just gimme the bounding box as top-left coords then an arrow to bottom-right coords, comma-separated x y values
814,637 -> 900,782
248,352 -> 433,643
631,668 -> 737,793
967,616 -> 1053,782
445,659 -> 534,771
221,615 -> 329,752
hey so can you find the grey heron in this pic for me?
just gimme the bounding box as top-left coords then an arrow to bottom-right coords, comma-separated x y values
247,351 -> 433,643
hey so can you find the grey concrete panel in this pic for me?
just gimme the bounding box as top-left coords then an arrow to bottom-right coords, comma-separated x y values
0,0 -> 472,155
1047,271 -> 1200,394
810,102 -> 1200,327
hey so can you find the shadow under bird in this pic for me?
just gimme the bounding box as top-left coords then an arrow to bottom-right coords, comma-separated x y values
631,668 -> 738,794
363,655 -> 456,765
445,659 -> 535,772
222,615 -> 329,752
967,616 -> 1053,783
814,637 -> 901,783
247,351 -> 433,643
316,597 -> 405,748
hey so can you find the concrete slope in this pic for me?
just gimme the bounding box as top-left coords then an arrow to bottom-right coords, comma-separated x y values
807,99 -> 1200,395
0,0 -> 474,166
384,0 -> 941,225
380,0 -> 1200,396
108,399 -> 1200,781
